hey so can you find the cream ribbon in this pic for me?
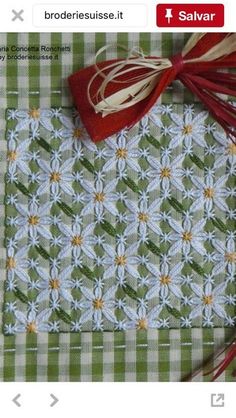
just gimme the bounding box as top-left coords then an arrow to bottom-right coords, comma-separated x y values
87,33 -> 236,117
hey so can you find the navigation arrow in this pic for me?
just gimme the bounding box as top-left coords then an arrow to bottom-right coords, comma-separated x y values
12,394 -> 21,407
50,393 -> 59,407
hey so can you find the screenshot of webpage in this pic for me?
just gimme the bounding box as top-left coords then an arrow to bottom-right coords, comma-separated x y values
0,0 -> 235,417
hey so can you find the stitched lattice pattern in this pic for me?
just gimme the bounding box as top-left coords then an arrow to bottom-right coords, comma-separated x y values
4,104 -> 236,334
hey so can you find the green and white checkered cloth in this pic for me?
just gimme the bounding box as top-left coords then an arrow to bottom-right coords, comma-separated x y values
0,33 -> 235,381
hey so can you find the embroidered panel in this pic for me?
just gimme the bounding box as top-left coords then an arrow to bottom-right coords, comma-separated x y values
4,104 -> 236,334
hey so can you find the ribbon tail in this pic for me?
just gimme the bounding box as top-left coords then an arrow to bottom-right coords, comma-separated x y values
180,73 -> 236,142
211,345 -> 236,381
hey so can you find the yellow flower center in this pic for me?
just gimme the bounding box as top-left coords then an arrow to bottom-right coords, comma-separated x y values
26,321 -> 37,333
116,148 -> 128,159
28,215 -> 40,225
7,151 -> 17,161
228,143 -> 236,155
49,279 -> 60,290
115,255 -> 127,266
6,257 -> 16,270
28,108 -> 40,119
73,127 -> 85,139
137,318 -> 148,330
225,252 -> 236,263
71,235 -> 83,246
182,231 -> 192,241
160,275 -> 171,285
93,298 -> 104,310
203,295 -> 213,305
204,187 -> 214,198
94,192 -> 105,202
160,167 -> 171,178
138,212 -> 149,222
183,124 -> 193,135
50,171 -> 61,182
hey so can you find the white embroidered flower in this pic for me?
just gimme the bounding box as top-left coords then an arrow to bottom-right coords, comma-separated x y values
168,216 -> 206,256
147,152 -> 184,195
4,324 -> 18,335
190,173 -> 229,213
36,265 -> 74,303
212,236 -> 236,276
15,309 -> 52,333
6,165 -> 18,183
59,114 -> 97,153
146,261 -> 183,300
103,242 -> 140,284
124,198 -> 162,239
5,301 -> 17,313
58,221 -> 96,259
79,285 -> 117,330
81,179 -> 118,217
124,304 -> 163,330
6,194 -> 18,205
6,246 -> 29,283
213,130 -> 236,166
37,157 -> 74,196
147,104 -> 164,128
11,108 -> 54,135
181,317 -> 192,328
7,137 -> 31,175
102,131 -> 141,175
190,282 -> 227,320
14,202 -> 52,240
169,110 -> 207,149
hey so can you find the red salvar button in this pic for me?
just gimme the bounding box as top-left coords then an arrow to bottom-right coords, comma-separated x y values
156,4 -> 224,27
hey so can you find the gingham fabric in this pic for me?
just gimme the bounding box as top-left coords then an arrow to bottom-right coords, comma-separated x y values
0,32 -> 235,381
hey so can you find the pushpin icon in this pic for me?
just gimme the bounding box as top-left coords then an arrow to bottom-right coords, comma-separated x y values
165,8 -> 173,23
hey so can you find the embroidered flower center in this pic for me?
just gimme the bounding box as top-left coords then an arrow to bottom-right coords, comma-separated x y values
28,215 -> 40,225
116,148 -> 128,159
50,171 -> 61,182
94,192 -> 105,202
26,321 -> 37,333
71,235 -> 83,246
228,143 -> 236,155
203,295 -> 213,305
7,151 -> 17,161
204,187 -> 214,198
138,212 -> 149,222
49,279 -> 60,290
115,255 -> 127,266
160,167 -> 171,178
182,231 -> 192,241
73,127 -> 84,139
183,124 -> 193,135
160,275 -> 171,285
6,257 -> 16,270
225,252 -> 236,263
137,318 -> 148,330
93,298 -> 104,309
29,108 -> 40,119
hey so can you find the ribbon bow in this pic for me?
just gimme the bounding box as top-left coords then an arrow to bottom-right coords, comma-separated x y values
68,33 -> 236,142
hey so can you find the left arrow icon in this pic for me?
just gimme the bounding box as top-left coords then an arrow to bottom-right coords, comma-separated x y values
12,394 -> 21,407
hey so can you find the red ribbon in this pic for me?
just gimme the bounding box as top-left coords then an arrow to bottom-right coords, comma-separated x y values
68,33 -> 236,142
205,339 -> 236,381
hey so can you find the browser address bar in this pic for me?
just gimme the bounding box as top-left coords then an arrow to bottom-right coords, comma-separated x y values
33,4 -> 147,27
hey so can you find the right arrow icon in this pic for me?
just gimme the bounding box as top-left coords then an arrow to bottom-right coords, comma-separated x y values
50,393 -> 59,407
